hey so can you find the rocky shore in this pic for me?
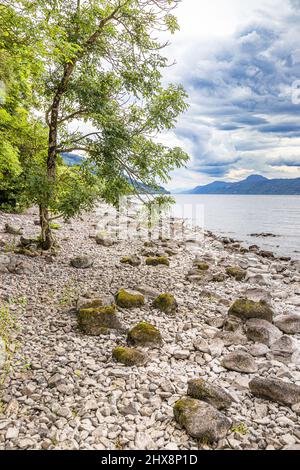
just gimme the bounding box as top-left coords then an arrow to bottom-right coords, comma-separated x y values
0,203 -> 300,450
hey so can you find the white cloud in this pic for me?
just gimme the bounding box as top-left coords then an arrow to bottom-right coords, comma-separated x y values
161,0 -> 300,190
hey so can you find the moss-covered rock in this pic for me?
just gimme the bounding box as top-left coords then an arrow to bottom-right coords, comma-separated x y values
76,294 -> 114,311
144,241 -> 156,248
115,289 -> 145,309
112,346 -> 146,366
153,293 -> 178,315
226,266 -> 247,281
127,322 -> 162,347
187,379 -> 233,410
146,256 -> 170,266
78,305 -> 122,335
228,298 -> 274,323
120,255 -> 141,267
173,398 -> 231,442
95,232 -> 114,247
194,262 -> 209,271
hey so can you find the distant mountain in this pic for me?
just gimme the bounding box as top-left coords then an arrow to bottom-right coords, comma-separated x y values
182,174 -> 300,195
61,152 -> 85,166
61,153 -> 169,194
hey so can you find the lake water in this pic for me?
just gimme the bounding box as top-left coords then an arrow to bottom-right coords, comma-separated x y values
172,195 -> 300,260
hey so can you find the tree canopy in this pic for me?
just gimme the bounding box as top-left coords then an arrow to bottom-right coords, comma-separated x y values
0,0 -> 189,248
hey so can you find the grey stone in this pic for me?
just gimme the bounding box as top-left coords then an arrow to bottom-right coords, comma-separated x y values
70,255 -> 94,269
271,335 -> 296,358
222,351 -> 258,374
250,343 -> 269,357
187,379 -> 233,410
95,233 -> 115,247
274,314 -> 300,334
119,403 -> 139,416
228,298 -> 274,323
249,377 -> 300,406
245,318 -> 282,346
174,398 -> 231,442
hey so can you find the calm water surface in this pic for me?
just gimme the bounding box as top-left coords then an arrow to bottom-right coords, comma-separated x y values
172,195 -> 300,259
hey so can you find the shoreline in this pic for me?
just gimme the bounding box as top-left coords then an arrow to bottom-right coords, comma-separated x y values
0,204 -> 300,450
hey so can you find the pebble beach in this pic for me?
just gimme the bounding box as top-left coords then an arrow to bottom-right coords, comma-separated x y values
0,203 -> 300,450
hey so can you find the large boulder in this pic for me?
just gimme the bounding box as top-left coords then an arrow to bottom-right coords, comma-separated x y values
274,314 -> 300,334
4,223 -> 22,235
152,293 -> 178,315
226,266 -> 247,281
112,346 -> 146,366
70,255 -> 94,269
120,255 -> 141,267
0,254 -> 30,275
76,294 -> 114,310
78,304 -> 123,335
145,256 -> 170,266
115,289 -> 145,309
271,335 -> 296,360
127,322 -> 162,347
249,377 -> 300,406
245,318 -> 282,346
187,379 -> 233,410
173,398 -> 231,442
217,330 -> 248,346
222,351 -> 258,374
95,232 -> 115,247
228,298 -> 274,323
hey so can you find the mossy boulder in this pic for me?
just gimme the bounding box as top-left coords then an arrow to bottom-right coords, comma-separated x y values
115,289 -> 145,309
173,398 -> 231,442
95,232 -> 114,247
76,294 -> 114,311
120,255 -> 141,267
78,305 -> 123,335
153,293 -> 178,315
145,256 -> 169,267
226,266 -> 247,281
194,262 -> 209,271
187,379 -> 233,410
112,346 -> 146,366
127,322 -> 162,347
144,241 -> 156,248
228,298 -> 274,323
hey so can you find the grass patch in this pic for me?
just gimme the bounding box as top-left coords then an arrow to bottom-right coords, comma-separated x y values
231,423 -> 249,435
0,303 -> 18,384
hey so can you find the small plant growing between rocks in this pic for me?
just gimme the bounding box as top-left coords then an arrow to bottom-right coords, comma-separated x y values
231,423 -> 249,435
0,303 -> 18,384
59,280 -> 79,307
49,222 -> 61,230
4,237 -> 17,254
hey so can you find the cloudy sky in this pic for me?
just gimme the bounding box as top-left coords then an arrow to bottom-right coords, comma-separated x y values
161,0 -> 300,190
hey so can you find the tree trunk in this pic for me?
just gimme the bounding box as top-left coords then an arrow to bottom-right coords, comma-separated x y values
39,205 -> 54,250
40,75 -> 70,249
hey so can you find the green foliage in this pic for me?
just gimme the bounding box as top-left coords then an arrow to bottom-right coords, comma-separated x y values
231,423 -> 249,436
0,303 -> 18,383
1,1 -> 189,240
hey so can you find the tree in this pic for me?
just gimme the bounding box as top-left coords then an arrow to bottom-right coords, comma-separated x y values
2,0 -> 189,249
0,5 -> 47,211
